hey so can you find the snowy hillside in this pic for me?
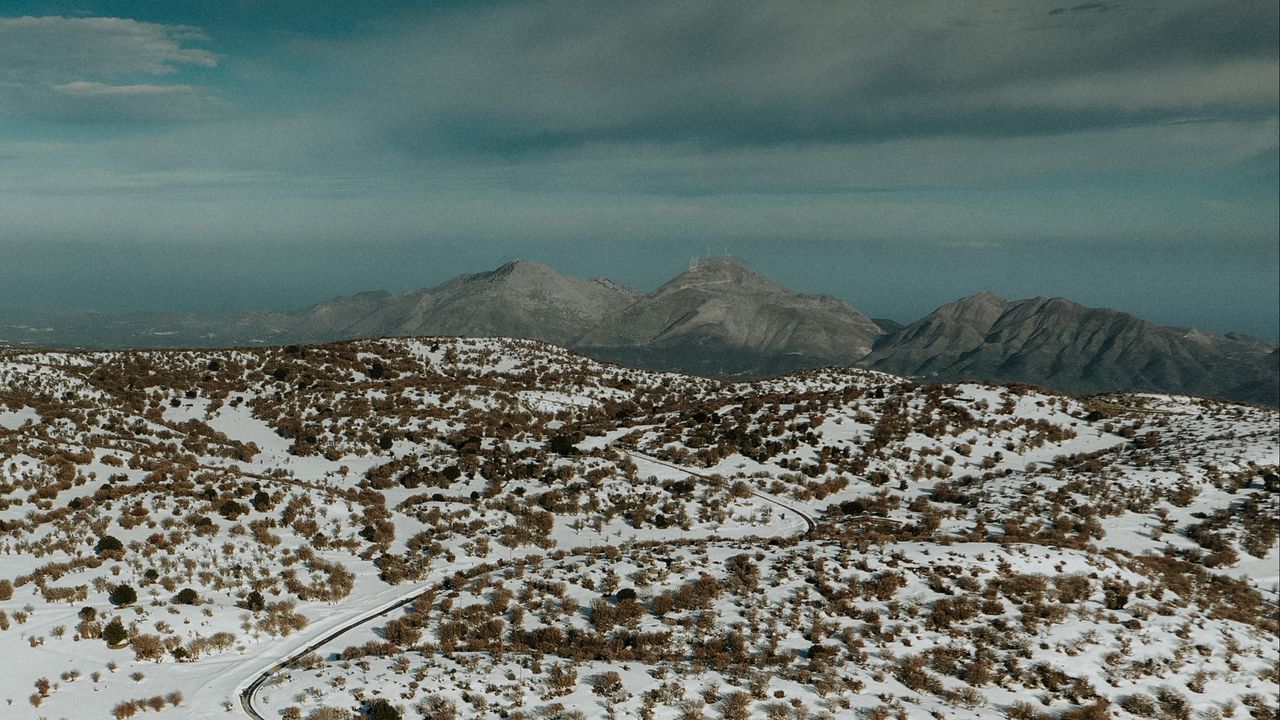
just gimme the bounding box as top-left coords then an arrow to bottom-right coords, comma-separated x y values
0,337 -> 1275,720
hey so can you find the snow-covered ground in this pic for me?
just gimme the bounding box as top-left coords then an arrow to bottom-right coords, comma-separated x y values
0,339 -> 1275,719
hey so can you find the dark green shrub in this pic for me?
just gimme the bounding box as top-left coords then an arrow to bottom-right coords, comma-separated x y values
103,617 -> 128,646
109,584 -> 137,607
364,698 -> 401,720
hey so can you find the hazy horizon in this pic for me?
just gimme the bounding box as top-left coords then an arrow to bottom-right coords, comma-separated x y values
3,239 -> 1277,342
2,1 -> 1277,341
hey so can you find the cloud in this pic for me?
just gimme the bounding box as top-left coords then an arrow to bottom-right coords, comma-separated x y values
0,16 -> 216,80
53,81 -> 199,96
318,0 -> 1277,154
0,1 -> 1273,261
0,15 -> 219,122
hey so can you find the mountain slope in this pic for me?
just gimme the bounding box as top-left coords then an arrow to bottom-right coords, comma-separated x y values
575,257 -> 884,375
345,259 -> 640,346
864,292 -> 1279,405
230,290 -> 395,343
233,260 -> 641,346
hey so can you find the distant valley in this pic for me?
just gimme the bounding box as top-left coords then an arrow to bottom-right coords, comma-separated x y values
2,257 -> 1275,406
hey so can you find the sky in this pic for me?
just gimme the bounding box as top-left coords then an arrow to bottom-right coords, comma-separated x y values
1,0 -> 1277,339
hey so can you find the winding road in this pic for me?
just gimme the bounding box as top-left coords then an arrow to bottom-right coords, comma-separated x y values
238,582 -> 450,718
237,554 -> 488,718
237,446 -> 817,718
618,447 -> 816,535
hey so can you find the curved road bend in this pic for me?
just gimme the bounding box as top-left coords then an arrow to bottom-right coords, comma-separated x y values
239,569 -> 464,719
240,449 -> 816,717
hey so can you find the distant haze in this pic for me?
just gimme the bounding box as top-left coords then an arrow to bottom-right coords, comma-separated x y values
1,1 -> 1276,341
3,238 -> 1276,342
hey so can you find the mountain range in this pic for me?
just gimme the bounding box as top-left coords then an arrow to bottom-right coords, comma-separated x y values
2,257 -> 1275,405
863,290 -> 1278,406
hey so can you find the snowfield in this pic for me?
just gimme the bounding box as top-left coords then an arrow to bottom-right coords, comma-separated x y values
0,337 -> 1275,720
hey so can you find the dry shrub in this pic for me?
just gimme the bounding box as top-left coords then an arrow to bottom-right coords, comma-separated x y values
130,633 -> 165,662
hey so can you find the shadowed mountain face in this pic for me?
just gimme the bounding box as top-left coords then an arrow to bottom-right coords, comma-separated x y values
864,292 -> 1279,406
2,260 -> 1275,405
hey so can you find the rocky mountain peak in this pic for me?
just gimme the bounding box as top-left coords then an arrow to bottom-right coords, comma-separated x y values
576,255 -> 883,376
658,256 -> 786,295
866,291 -> 1278,405
926,291 -> 1011,328
945,290 -> 1009,312
481,258 -> 558,282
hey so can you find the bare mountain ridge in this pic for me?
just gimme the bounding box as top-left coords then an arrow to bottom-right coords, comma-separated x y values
242,259 -> 642,346
864,291 -> 1279,405
1,258 -> 1275,405
225,256 -> 882,376
575,257 -> 884,375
